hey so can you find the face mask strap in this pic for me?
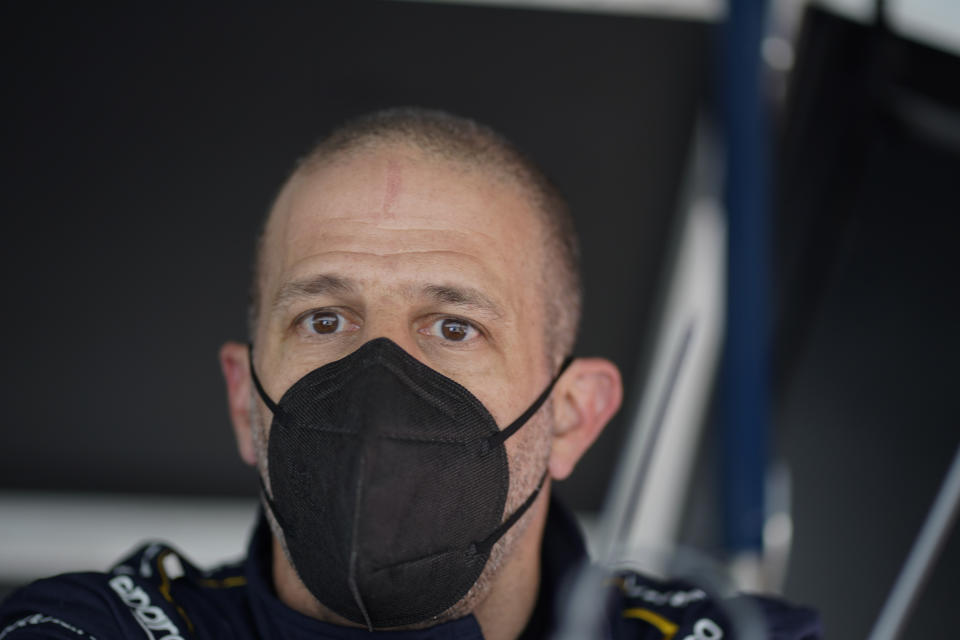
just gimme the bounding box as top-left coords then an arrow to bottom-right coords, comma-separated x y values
471,468 -> 548,557
247,345 -> 293,538
484,356 -> 574,452
247,343 -> 280,416
256,472 -> 293,538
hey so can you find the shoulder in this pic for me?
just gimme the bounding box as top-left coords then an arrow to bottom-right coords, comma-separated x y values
0,570 -> 117,640
608,571 -> 822,640
0,542 -> 253,640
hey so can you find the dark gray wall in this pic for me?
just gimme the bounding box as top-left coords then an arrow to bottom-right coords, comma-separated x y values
0,2 -> 707,508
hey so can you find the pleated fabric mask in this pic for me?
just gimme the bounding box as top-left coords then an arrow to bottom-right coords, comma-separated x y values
249,337 -> 571,629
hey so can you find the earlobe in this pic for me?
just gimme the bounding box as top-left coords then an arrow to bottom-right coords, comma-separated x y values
219,341 -> 258,466
548,358 -> 623,481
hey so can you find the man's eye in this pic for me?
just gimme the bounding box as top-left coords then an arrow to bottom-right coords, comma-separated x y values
301,311 -> 344,335
429,318 -> 478,342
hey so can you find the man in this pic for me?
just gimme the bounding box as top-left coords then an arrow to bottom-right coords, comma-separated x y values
0,108 -> 820,639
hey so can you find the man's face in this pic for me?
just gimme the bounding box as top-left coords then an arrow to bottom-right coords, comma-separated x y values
220,138 -> 622,631
247,143 -> 559,623
252,143 -> 554,441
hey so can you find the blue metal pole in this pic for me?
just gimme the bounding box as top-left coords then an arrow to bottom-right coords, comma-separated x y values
720,0 -> 770,556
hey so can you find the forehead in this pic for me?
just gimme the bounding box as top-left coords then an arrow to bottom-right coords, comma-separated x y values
260,143 -> 546,312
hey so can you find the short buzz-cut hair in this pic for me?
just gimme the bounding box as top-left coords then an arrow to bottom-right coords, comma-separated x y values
250,107 -> 582,362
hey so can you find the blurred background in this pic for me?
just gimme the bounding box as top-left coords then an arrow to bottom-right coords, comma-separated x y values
1,0 -> 958,637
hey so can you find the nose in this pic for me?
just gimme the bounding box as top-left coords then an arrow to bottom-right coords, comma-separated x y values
359,316 -> 423,364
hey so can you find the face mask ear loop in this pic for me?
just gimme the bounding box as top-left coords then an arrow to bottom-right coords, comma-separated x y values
472,468 -> 548,557
256,473 -> 294,537
247,343 -> 280,416
483,356 -> 574,453
246,344 -> 292,538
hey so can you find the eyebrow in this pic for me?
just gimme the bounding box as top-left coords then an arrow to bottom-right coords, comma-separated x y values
421,284 -> 504,319
270,274 -> 504,319
272,274 -> 357,310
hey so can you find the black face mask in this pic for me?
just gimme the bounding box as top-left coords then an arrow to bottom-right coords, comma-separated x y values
248,337 -> 571,630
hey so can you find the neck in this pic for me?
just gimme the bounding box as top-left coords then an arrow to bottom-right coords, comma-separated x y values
271,488 -> 551,639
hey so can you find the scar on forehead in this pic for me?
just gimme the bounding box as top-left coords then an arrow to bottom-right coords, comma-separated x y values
381,158 -> 402,218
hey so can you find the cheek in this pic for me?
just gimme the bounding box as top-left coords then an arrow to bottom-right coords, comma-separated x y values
484,376 -> 519,425
506,404 -> 552,458
474,366 -> 542,431
503,407 -> 554,507
475,315 -> 553,430
249,401 -> 271,461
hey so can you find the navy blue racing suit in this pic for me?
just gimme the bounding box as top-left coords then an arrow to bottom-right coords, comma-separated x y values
0,498 -> 821,639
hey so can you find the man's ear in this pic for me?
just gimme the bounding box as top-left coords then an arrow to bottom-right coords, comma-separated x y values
549,357 -> 623,481
219,341 -> 257,466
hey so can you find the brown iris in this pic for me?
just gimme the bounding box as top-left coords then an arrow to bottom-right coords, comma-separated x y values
310,312 -> 340,334
440,319 -> 470,341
